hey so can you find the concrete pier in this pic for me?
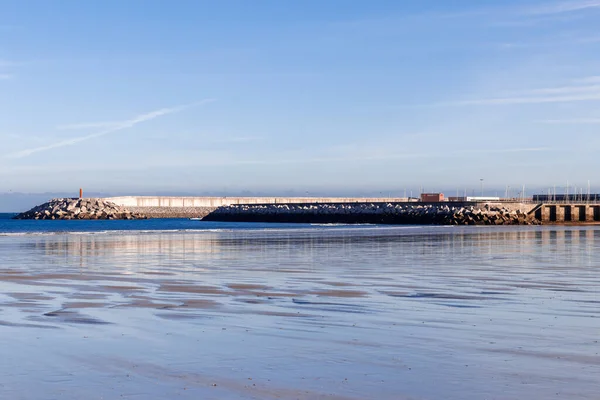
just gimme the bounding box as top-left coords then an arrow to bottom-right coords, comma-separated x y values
99,196 -> 600,224
102,196 -> 413,219
534,204 -> 600,223
103,196 -> 412,208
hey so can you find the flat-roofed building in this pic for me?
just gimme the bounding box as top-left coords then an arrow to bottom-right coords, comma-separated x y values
420,193 -> 445,202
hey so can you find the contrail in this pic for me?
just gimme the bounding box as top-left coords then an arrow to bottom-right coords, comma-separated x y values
6,99 -> 214,159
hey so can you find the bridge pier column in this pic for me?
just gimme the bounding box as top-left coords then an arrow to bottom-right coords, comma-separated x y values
557,206 -> 565,222
541,205 -> 550,222
571,206 -> 585,222
586,206 -> 594,222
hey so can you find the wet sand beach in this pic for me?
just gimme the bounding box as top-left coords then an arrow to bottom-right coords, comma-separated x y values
0,225 -> 599,399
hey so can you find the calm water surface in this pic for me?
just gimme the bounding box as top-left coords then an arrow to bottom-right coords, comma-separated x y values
0,222 -> 598,399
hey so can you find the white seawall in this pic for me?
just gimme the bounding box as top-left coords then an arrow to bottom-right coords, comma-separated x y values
103,196 -> 412,208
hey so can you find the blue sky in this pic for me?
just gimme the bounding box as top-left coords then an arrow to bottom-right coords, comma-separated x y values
1,0 -> 600,198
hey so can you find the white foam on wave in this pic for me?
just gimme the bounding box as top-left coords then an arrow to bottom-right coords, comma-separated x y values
0,224 -> 452,237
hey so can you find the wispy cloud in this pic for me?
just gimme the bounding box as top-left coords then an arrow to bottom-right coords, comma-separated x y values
448,93 -> 600,106
6,99 -> 215,159
525,84 -> 600,95
443,81 -> 600,106
332,1 -> 600,35
537,118 -> 600,124
575,76 -> 600,83
0,73 -> 13,80
526,1 -> 600,15
495,32 -> 600,49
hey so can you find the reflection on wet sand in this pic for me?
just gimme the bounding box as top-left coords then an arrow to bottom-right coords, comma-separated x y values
0,226 -> 599,399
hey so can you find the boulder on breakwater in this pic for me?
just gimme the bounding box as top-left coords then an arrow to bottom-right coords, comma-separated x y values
203,202 -> 540,225
13,198 -> 147,220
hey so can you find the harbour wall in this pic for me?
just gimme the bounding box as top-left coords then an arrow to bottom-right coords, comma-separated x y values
101,196 -> 543,223
17,195 -> 600,224
102,196 -> 413,219
103,196 -> 411,208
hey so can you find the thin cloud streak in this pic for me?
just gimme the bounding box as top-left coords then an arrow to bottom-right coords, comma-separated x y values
538,118 -> 600,124
526,84 -> 600,95
450,93 -> 600,106
427,80 -> 600,107
526,0 -> 600,14
575,76 -> 600,83
6,99 -> 215,159
0,73 -> 13,80
331,1 -> 600,34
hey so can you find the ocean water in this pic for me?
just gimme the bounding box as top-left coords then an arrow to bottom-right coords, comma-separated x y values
0,213 -> 319,235
0,220 -> 598,399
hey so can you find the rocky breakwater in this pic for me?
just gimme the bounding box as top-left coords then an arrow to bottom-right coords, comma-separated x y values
203,202 -> 540,225
13,198 -> 147,220
448,204 -> 539,225
126,206 -> 217,219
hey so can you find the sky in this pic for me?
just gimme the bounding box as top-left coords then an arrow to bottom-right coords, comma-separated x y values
1,0 -> 600,202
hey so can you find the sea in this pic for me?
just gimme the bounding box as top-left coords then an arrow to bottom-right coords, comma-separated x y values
0,213 -> 598,399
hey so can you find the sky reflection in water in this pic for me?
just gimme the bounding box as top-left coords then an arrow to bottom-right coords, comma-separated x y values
0,225 -> 598,400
